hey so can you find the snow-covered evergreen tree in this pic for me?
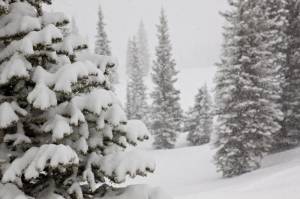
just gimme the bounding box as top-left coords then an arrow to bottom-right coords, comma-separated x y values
95,5 -> 111,56
151,9 -> 183,149
0,1 -> 157,198
280,0 -> 300,149
126,37 -> 148,122
185,84 -> 213,146
94,5 -> 118,90
214,0 -> 283,177
137,21 -> 150,77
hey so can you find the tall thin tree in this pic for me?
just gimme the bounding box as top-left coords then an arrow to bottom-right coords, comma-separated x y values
126,37 -> 148,122
151,9 -> 183,149
95,5 -> 111,56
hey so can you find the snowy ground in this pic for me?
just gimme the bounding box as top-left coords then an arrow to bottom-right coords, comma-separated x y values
133,133 -> 300,199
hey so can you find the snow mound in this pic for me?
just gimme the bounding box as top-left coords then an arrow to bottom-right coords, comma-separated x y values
101,185 -> 172,199
133,144 -> 300,199
0,183 -> 31,199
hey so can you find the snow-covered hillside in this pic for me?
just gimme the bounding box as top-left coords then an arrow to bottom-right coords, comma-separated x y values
133,144 -> 300,199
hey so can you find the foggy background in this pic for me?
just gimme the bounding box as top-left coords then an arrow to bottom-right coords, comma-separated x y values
48,0 -> 228,109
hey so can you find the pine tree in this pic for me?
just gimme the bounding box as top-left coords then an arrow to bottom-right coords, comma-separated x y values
214,0 -> 283,177
126,37 -> 148,122
94,5 -> 118,90
280,0 -> 300,149
0,1 -> 155,198
185,84 -> 213,146
151,9 -> 183,149
137,21 -> 151,77
95,5 -> 111,56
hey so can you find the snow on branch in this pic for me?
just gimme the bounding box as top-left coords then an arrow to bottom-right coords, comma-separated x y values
42,12 -> 69,27
0,15 -> 40,40
123,120 -> 150,145
0,54 -> 32,85
0,24 -> 62,62
2,144 -> 79,184
4,122 -> 31,146
89,151 -> 155,183
42,114 -> 73,141
71,89 -> 114,116
32,61 -> 105,94
27,83 -> 57,110
57,34 -> 88,55
76,51 -> 118,73
0,101 -> 27,129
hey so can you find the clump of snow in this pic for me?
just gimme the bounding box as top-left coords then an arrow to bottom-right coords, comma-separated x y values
2,144 -> 79,183
32,61 -> 105,94
0,38 -> 33,61
76,51 -> 117,72
0,2 -> 36,29
101,185 -> 172,199
0,101 -> 27,129
71,89 -> 113,115
124,120 -> 150,145
0,24 -> 62,62
0,15 -> 40,39
0,54 -> 32,85
57,34 -> 87,55
27,83 -> 57,110
42,12 -> 68,26
104,103 -> 127,126
90,150 -> 155,183
53,61 -> 103,93
26,24 -> 62,45
42,115 -> 73,141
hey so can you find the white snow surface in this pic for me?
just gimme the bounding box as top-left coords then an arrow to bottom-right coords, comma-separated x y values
101,184 -> 172,199
133,136 -> 300,199
0,183 -> 31,199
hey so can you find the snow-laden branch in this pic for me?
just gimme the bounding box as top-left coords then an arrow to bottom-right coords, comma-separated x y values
2,144 -> 79,184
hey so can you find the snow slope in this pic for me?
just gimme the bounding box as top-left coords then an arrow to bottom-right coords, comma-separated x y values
134,144 -> 300,199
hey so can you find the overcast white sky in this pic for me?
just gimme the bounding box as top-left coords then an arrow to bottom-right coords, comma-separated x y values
49,0 -> 228,110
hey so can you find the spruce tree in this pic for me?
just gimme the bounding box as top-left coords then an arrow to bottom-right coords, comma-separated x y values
94,5 -> 118,90
0,1 -> 155,198
214,0 -> 283,177
185,84 -> 213,146
126,37 -> 148,122
137,21 -> 151,77
151,9 -> 183,149
280,0 -> 300,148
95,5 -> 111,56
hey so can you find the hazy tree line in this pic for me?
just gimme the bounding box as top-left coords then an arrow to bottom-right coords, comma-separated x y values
95,0 -> 300,178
